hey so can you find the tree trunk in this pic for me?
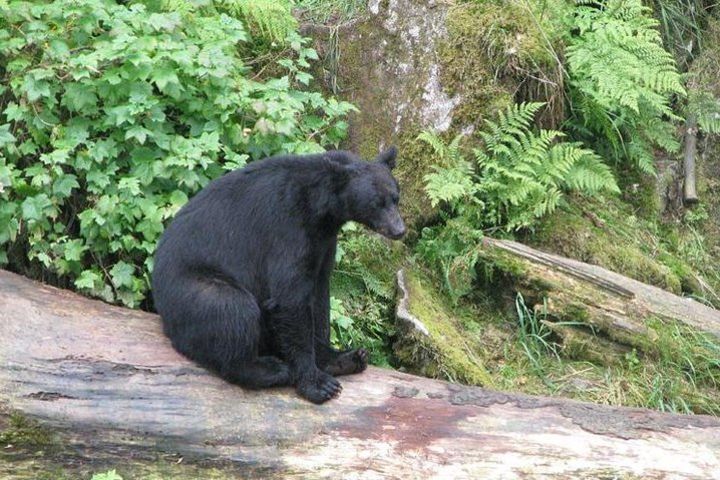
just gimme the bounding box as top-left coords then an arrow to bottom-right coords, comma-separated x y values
684,113 -> 700,204
1,269 -> 719,479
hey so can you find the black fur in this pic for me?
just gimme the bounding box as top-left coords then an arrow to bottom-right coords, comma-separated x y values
152,148 -> 404,404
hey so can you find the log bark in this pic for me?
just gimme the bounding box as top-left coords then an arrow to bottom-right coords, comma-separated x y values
1,269 -> 720,479
480,238 -> 720,351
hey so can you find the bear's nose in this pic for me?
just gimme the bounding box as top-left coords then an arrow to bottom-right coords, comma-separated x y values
389,225 -> 406,240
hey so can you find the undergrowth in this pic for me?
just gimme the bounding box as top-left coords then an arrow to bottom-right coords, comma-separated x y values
494,296 -> 720,415
330,224 -> 403,366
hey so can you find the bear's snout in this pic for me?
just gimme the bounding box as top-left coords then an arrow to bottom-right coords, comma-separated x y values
378,210 -> 406,240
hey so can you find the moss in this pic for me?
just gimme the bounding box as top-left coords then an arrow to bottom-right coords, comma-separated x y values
440,0 -> 569,130
528,197 -> 685,294
394,267 -> 494,387
0,413 -> 55,449
0,457 -> 261,480
0,409 -> 279,479
439,3 -> 513,130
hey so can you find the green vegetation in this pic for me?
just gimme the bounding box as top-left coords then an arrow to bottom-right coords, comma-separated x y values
397,0 -> 720,416
393,267 -> 495,386
91,471 -> 123,480
422,102 -> 618,230
494,313 -> 720,415
0,412 -> 54,449
416,102 -> 617,298
566,0 -> 686,174
295,0 -> 366,23
331,225 -> 404,366
0,0 -> 353,307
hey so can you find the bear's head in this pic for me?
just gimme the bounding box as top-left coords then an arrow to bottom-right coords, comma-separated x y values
342,147 -> 406,240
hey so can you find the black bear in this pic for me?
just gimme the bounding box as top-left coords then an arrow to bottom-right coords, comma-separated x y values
152,147 -> 405,403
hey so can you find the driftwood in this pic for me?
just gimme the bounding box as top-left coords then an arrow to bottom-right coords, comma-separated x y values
1,269 -> 720,479
684,113 -> 700,204
480,238 -> 720,354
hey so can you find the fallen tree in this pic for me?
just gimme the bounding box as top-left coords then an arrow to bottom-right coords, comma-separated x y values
1,269 -> 720,479
478,238 -> 720,350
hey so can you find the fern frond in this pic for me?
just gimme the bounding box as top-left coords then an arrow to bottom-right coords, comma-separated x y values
568,0 -> 685,170
417,131 -> 465,166
561,147 -> 620,194
424,162 -> 476,208
215,0 -> 296,43
687,91 -> 720,134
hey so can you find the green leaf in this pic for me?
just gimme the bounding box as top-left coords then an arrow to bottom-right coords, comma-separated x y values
63,239 -> 87,262
23,75 -> 51,101
125,126 -> 151,145
75,269 -> 101,290
21,194 -> 51,221
110,261 -> 135,288
0,124 -> 16,149
147,13 -> 182,32
151,68 -> 180,91
62,83 -> 98,112
52,174 -> 79,198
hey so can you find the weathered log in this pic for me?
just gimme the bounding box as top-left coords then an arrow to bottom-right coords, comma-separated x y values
480,238 -> 720,352
684,113 -> 700,204
1,269 -> 720,479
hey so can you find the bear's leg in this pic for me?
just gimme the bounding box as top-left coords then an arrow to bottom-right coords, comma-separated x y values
270,302 -> 343,404
222,355 -> 292,389
312,250 -> 369,377
161,276 -> 292,389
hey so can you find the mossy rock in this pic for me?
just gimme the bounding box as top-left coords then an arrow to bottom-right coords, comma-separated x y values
306,0 -> 570,229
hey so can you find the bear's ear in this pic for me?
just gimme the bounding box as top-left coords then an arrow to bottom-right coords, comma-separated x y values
375,146 -> 398,170
322,155 -> 354,182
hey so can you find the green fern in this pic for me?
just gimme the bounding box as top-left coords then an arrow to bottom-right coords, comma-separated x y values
160,0 -> 296,43
687,91 -> 720,134
421,102 -> 619,232
419,132 -> 477,208
215,0 -> 297,43
567,0 -> 685,173
475,102 -> 619,230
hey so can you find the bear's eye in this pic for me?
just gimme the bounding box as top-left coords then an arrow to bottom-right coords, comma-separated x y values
391,194 -> 399,204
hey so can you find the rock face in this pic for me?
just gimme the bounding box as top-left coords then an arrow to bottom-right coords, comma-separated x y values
339,0 -> 457,153
307,0 -> 561,227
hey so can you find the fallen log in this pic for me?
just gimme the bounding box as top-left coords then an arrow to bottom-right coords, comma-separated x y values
479,238 -> 720,354
1,269 -> 720,479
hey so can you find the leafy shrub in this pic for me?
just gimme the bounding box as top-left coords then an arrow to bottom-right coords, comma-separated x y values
0,0 -> 354,307
417,102 -> 618,298
567,0 -> 686,173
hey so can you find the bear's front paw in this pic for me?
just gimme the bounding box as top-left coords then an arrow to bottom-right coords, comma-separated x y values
297,372 -> 342,404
